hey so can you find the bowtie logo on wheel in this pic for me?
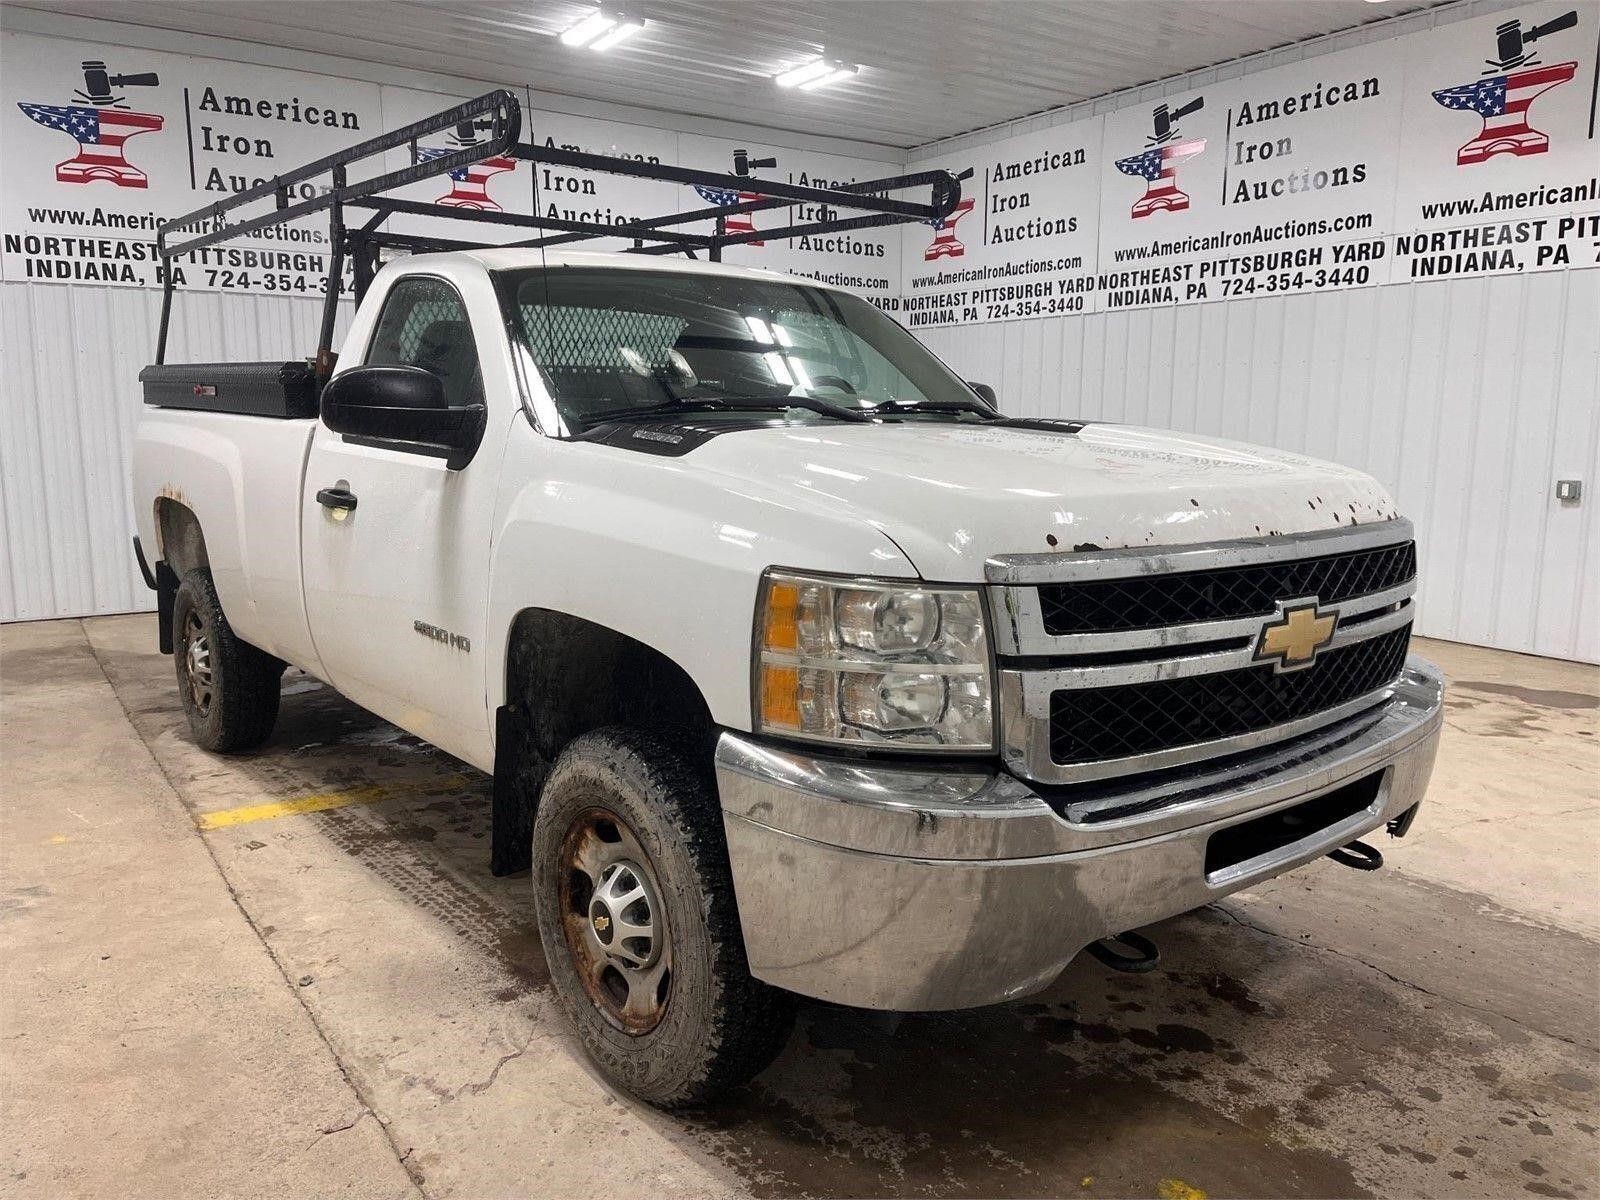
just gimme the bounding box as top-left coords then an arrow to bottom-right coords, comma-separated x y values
1433,10 -> 1580,165
18,59 -> 163,189
412,117 -> 518,211
1114,96 -> 1206,220
694,149 -> 776,247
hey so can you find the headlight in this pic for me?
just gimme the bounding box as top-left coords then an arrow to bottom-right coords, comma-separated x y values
753,570 -> 993,750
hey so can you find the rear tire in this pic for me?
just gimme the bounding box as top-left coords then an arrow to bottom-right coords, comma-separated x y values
172,568 -> 283,752
531,726 -> 796,1107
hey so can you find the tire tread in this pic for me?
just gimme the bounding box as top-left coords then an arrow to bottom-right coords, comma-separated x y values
174,568 -> 282,752
534,726 -> 795,1107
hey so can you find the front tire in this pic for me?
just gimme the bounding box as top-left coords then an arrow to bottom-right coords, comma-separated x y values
531,727 -> 795,1107
172,568 -> 283,752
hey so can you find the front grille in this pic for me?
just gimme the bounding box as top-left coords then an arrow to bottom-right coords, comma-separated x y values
1038,540 -> 1415,634
1048,623 -> 1411,765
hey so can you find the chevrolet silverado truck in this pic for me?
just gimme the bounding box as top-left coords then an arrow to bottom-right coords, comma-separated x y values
130,92 -> 1443,1107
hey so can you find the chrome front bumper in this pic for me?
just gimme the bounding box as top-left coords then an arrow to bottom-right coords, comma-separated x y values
716,657 -> 1443,1011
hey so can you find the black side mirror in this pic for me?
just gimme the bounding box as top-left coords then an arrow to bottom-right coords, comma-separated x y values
968,381 -> 998,409
321,365 -> 485,469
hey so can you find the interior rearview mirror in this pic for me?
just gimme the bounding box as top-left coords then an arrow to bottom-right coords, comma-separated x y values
968,381 -> 998,409
320,365 -> 485,469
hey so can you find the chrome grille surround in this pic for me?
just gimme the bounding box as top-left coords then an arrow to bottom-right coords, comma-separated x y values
987,519 -> 1417,786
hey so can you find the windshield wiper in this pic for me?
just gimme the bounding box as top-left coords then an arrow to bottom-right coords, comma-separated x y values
868,397 -> 999,420
591,393 -> 874,424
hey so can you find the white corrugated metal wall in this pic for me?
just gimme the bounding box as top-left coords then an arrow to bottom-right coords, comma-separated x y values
0,284 -> 330,620
908,0 -> 1600,663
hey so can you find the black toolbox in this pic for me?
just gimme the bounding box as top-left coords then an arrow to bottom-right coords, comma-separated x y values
139,361 -> 320,419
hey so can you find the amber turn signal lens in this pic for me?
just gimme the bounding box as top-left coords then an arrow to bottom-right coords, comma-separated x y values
762,581 -> 800,651
759,664 -> 801,729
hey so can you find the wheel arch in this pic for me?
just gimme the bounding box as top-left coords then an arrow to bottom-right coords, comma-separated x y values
151,498 -> 211,654
154,496 -> 211,576
490,607 -> 718,876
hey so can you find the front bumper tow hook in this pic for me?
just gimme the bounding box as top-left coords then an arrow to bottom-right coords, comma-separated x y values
1327,839 -> 1384,871
1086,930 -> 1161,973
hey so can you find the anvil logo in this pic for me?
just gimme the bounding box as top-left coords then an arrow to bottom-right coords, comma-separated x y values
1254,599 -> 1338,673
1432,11 -> 1579,166
924,188 -> 975,261
18,59 -> 163,189
413,144 -> 518,212
412,117 -> 517,212
1114,96 -> 1205,220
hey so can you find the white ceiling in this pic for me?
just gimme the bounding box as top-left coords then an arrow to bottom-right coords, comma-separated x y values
15,0 -> 1447,149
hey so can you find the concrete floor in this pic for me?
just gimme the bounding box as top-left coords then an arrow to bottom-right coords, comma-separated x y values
3,615 -> 1597,1200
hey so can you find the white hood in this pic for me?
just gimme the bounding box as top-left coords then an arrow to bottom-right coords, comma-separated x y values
686,420 -> 1402,582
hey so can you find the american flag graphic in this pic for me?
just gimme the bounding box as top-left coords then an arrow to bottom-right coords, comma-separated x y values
924,196 -> 974,261
1114,137 -> 1205,219
19,102 -> 164,188
414,145 -> 517,211
1432,61 -> 1578,165
693,183 -> 764,245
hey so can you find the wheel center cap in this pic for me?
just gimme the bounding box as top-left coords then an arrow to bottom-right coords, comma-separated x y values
588,898 -> 616,945
585,860 -> 659,967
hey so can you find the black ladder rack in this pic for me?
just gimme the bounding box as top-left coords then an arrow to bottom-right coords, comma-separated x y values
153,88 -> 966,374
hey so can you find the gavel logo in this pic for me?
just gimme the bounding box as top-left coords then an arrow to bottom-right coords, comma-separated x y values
77,60 -> 161,107
450,117 -> 495,147
1485,11 -> 1579,73
1148,95 -> 1204,145
691,149 -> 779,246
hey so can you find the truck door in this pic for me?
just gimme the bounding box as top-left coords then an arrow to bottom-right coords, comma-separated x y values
300,274 -> 500,769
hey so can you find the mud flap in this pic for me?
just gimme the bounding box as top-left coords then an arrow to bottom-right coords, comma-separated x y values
491,704 -> 543,876
155,561 -> 178,655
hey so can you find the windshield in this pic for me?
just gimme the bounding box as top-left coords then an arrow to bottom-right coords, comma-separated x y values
496,267 -> 990,429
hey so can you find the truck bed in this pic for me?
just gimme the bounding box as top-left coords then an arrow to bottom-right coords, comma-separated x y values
139,361 -> 320,419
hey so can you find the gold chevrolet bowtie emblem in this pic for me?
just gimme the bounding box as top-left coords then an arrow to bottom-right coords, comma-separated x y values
1255,600 -> 1338,671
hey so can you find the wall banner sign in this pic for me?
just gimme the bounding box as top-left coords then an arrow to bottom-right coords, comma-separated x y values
1093,36 -> 1408,311
2,30 -> 383,293
0,31 -> 903,297
897,119 -> 1102,328
902,1 -> 1598,324
3,5 -> 1596,315
1390,4 -> 1600,283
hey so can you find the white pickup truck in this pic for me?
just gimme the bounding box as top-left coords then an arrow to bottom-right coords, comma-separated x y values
131,95 -> 1442,1107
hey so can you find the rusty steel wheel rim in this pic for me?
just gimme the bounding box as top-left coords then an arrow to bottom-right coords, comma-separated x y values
181,610 -> 214,716
557,807 -> 672,1035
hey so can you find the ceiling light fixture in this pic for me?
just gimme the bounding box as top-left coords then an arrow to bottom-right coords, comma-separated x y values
561,8 -> 645,50
590,14 -> 645,49
775,55 -> 858,90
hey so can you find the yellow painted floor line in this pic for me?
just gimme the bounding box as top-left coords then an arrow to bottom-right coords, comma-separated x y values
196,785 -> 392,830
195,773 -> 475,831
